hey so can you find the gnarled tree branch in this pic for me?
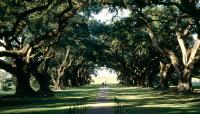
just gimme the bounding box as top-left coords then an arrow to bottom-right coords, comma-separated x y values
0,59 -> 16,75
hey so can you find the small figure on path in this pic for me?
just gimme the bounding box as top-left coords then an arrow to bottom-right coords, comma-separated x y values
102,82 -> 104,88
104,82 -> 107,89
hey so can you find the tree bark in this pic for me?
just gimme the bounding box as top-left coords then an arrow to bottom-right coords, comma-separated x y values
54,75 -> 63,90
158,62 -> 174,90
34,73 -> 53,95
15,73 -> 35,97
175,32 -> 200,92
14,58 -> 36,97
54,72 -> 67,90
177,67 -> 193,92
54,48 -> 72,90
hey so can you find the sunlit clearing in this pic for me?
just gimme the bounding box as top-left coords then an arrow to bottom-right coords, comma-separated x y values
87,102 -> 115,107
91,67 -> 119,84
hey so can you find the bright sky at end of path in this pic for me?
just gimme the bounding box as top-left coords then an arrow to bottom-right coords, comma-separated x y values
91,67 -> 119,84
97,68 -> 117,77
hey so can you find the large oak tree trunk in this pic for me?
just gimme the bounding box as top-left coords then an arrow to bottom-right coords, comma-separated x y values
54,76 -> 62,90
15,73 -> 35,97
55,48 -> 72,89
54,73 -> 66,90
158,62 -> 174,90
177,68 -> 193,92
54,71 -> 69,89
32,57 -> 54,95
173,29 -> 199,92
14,58 -> 36,97
34,73 -> 53,95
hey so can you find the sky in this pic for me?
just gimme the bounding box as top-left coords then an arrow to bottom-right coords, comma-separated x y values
90,7 -> 131,24
91,67 -> 119,84
96,67 -> 117,77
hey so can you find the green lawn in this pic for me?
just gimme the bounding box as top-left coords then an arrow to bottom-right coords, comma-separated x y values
1,83 -> 200,114
0,84 -> 100,114
108,84 -> 200,114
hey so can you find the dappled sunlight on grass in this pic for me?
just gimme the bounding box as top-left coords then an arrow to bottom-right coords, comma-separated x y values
137,102 -> 198,108
109,84 -> 200,114
1,84 -> 200,114
1,105 -> 70,114
0,84 -> 100,114
120,95 -> 163,100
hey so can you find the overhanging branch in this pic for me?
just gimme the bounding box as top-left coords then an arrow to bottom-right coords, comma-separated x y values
0,59 -> 16,75
10,0 -> 54,40
0,51 -> 21,58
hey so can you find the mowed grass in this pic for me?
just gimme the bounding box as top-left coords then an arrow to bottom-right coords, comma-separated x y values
108,84 -> 200,114
1,76 -> 200,114
0,84 -> 100,114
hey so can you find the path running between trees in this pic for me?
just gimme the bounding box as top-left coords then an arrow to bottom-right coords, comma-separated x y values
86,87 -> 114,114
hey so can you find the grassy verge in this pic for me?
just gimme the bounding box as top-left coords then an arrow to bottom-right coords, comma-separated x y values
108,84 -> 200,114
0,84 -> 100,114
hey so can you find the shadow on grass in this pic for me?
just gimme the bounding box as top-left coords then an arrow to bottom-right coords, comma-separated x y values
113,105 -> 200,114
0,84 -> 100,114
109,84 -> 200,114
0,107 -> 88,114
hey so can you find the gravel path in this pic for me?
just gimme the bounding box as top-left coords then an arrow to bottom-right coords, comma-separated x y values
86,87 -> 114,114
